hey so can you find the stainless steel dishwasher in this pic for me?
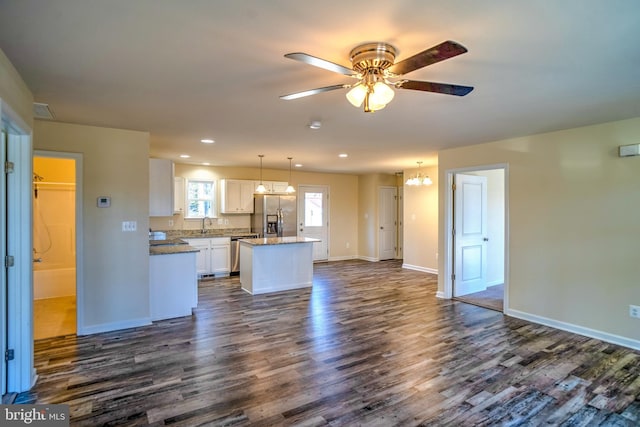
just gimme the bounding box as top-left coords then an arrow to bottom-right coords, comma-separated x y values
230,234 -> 258,274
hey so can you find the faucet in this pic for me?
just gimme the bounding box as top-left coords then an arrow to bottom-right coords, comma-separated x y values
201,216 -> 209,234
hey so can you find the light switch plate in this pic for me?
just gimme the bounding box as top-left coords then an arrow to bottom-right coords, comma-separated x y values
122,221 -> 137,232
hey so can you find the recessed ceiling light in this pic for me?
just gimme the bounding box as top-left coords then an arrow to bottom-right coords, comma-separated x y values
202,162 -> 210,166
180,154 -> 191,158
295,163 -> 303,168
339,153 -> 348,158
309,120 -> 321,130
201,139 -> 214,144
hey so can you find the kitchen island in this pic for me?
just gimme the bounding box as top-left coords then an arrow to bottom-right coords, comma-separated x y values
149,240 -> 199,320
239,236 -> 320,295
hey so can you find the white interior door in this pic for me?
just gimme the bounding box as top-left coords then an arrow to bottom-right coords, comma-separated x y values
298,185 -> 328,261
454,174 -> 488,297
378,186 -> 397,260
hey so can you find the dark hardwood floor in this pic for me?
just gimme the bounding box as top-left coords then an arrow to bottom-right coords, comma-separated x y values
17,260 -> 640,426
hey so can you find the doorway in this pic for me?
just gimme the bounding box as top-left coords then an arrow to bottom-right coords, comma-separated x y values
445,166 -> 507,312
32,153 -> 79,339
378,186 -> 397,260
297,185 -> 329,261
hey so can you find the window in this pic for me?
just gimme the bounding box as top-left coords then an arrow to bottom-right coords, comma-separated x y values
185,179 -> 215,218
304,192 -> 323,226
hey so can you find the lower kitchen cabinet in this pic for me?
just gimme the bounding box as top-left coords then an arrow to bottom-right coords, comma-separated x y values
185,237 -> 230,277
149,251 -> 197,321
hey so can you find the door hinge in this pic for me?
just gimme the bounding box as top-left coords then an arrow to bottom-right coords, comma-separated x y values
5,349 -> 14,362
451,273 -> 455,281
5,255 -> 14,268
452,183 -> 456,191
5,161 -> 14,174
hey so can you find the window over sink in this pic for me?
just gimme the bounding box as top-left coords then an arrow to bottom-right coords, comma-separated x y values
185,179 -> 216,218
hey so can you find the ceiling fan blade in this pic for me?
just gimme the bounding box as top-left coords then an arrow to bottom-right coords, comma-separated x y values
397,80 -> 474,96
284,53 -> 356,76
280,84 -> 349,100
388,40 -> 468,76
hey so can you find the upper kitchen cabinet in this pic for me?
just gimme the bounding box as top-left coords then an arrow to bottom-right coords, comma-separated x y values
253,181 -> 290,194
149,158 -> 174,217
220,179 -> 254,214
174,176 -> 185,214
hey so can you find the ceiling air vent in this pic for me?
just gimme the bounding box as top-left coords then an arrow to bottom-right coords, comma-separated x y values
33,102 -> 54,120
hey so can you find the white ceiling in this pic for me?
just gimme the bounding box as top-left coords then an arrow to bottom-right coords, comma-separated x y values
1,1 -> 639,174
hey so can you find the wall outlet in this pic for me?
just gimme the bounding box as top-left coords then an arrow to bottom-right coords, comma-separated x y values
168,219 -> 174,226
346,242 -> 350,249
630,305 -> 640,319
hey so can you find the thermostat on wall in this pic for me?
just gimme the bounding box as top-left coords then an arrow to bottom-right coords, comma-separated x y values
97,196 -> 111,208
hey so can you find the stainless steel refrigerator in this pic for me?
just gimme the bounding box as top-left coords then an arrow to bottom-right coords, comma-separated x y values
251,194 -> 297,238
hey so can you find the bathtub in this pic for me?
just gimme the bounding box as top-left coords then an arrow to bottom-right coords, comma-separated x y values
33,267 -> 76,299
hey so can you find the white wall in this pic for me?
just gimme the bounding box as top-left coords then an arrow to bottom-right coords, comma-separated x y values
439,117 -> 640,348
34,121 -> 151,334
402,165 -> 438,273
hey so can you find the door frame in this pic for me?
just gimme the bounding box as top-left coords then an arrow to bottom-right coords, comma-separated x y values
33,150 -> 84,336
442,164 -> 509,311
297,184 -> 329,261
378,186 -> 397,260
2,99 -> 34,393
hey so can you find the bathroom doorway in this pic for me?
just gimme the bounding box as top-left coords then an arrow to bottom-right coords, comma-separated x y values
32,155 -> 77,339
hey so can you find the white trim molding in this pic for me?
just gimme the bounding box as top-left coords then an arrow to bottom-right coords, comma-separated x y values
506,308 -> 640,351
357,255 -> 379,262
78,317 -> 152,336
402,263 -> 437,275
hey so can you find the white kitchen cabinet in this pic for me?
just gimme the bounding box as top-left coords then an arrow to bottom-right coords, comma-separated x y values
270,181 -> 290,193
174,176 -> 184,214
187,239 -> 211,275
185,237 -> 230,276
220,179 -> 255,213
253,180 -> 290,194
149,158 -> 174,216
211,238 -> 231,274
149,251 -> 197,321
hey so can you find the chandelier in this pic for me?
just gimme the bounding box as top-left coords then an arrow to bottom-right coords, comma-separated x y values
405,161 -> 433,186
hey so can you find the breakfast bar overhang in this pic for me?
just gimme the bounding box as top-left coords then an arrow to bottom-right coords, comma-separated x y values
239,236 -> 320,295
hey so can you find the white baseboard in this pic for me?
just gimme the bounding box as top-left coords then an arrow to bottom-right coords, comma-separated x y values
402,263 -> 438,275
357,256 -> 379,262
436,291 -> 446,299
327,255 -> 357,261
77,317 -> 152,336
505,308 -> 640,351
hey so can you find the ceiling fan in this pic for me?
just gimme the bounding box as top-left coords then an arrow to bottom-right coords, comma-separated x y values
280,40 -> 473,112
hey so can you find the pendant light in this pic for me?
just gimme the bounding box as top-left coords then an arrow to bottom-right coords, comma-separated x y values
285,157 -> 295,193
255,155 -> 266,193
405,161 -> 433,186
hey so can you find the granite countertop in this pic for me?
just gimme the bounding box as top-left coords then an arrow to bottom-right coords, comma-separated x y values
156,229 -> 258,239
149,238 -> 189,246
149,244 -> 199,256
239,236 -> 321,246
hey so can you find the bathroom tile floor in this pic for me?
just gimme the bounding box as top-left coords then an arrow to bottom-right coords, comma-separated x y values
33,296 -> 76,339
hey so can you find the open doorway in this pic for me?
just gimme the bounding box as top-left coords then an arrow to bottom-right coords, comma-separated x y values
32,154 -> 77,338
445,166 -> 507,312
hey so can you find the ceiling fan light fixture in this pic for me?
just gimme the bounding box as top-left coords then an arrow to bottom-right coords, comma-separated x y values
346,83 -> 367,107
371,81 -> 394,105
